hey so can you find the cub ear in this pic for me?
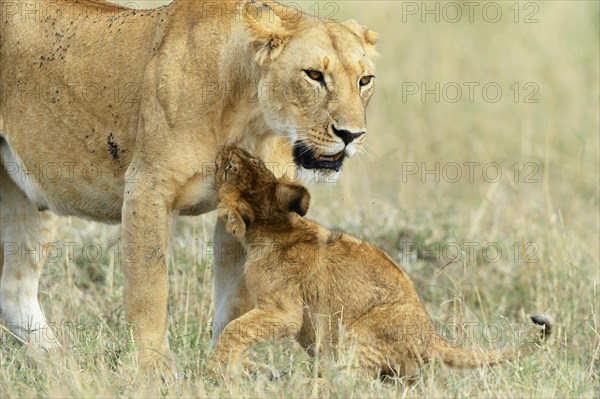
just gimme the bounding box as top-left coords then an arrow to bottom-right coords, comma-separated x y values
276,179 -> 311,216
342,19 -> 379,57
217,195 -> 255,239
242,1 -> 295,64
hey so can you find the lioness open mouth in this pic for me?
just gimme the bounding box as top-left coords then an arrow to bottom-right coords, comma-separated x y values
293,142 -> 345,172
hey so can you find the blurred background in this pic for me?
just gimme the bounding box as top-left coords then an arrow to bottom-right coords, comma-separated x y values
2,1 -> 598,396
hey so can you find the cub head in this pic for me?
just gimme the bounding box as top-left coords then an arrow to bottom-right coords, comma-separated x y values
215,146 -> 311,238
243,1 -> 378,179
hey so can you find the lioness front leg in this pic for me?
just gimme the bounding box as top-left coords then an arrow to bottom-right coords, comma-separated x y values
211,219 -> 253,346
206,303 -> 302,378
121,165 -> 176,374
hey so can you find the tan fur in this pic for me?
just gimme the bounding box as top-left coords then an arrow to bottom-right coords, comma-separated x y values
0,0 -> 377,372
206,147 -> 552,379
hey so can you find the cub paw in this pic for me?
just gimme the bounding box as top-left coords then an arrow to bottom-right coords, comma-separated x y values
218,207 -> 247,238
204,357 -> 242,380
204,358 -> 221,380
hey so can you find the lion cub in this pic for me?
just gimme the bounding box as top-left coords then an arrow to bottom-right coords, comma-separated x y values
207,146 -> 551,379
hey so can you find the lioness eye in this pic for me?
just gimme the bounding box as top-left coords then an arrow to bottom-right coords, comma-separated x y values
304,69 -> 325,83
359,75 -> 374,87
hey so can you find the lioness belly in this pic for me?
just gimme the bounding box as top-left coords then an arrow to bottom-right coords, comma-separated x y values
1,135 -> 126,222
0,0 -> 165,222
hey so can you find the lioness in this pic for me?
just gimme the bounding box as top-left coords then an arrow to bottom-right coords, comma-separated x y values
0,0 -> 377,370
206,146 -> 552,379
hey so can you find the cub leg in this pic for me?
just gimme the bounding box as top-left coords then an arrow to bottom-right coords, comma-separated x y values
206,304 -> 302,377
0,167 -> 59,348
347,303 -> 427,381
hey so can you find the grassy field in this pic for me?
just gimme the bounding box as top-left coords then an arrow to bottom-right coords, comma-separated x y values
1,0 -> 599,397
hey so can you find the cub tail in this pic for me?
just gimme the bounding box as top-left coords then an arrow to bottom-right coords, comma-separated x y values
431,313 -> 552,369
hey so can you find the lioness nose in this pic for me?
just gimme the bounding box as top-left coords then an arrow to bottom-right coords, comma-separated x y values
332,125 -> 366,146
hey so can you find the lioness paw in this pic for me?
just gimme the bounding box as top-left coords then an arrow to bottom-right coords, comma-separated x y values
139,351 -> 180,384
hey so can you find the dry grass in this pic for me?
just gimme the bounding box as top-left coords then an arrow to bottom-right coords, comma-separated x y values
1,0 -> 599,397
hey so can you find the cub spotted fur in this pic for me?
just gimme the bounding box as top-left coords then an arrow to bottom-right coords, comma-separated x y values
206,146 -> 551,379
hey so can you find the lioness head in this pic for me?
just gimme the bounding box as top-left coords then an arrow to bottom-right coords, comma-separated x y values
244,1 -> 378,177
216,146 -> 310,238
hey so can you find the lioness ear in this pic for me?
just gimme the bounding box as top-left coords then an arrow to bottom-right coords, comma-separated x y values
243,1 -> 294,64
342,19 -> 379,57
276,180 -> 311,216
217,195 -> 255,239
